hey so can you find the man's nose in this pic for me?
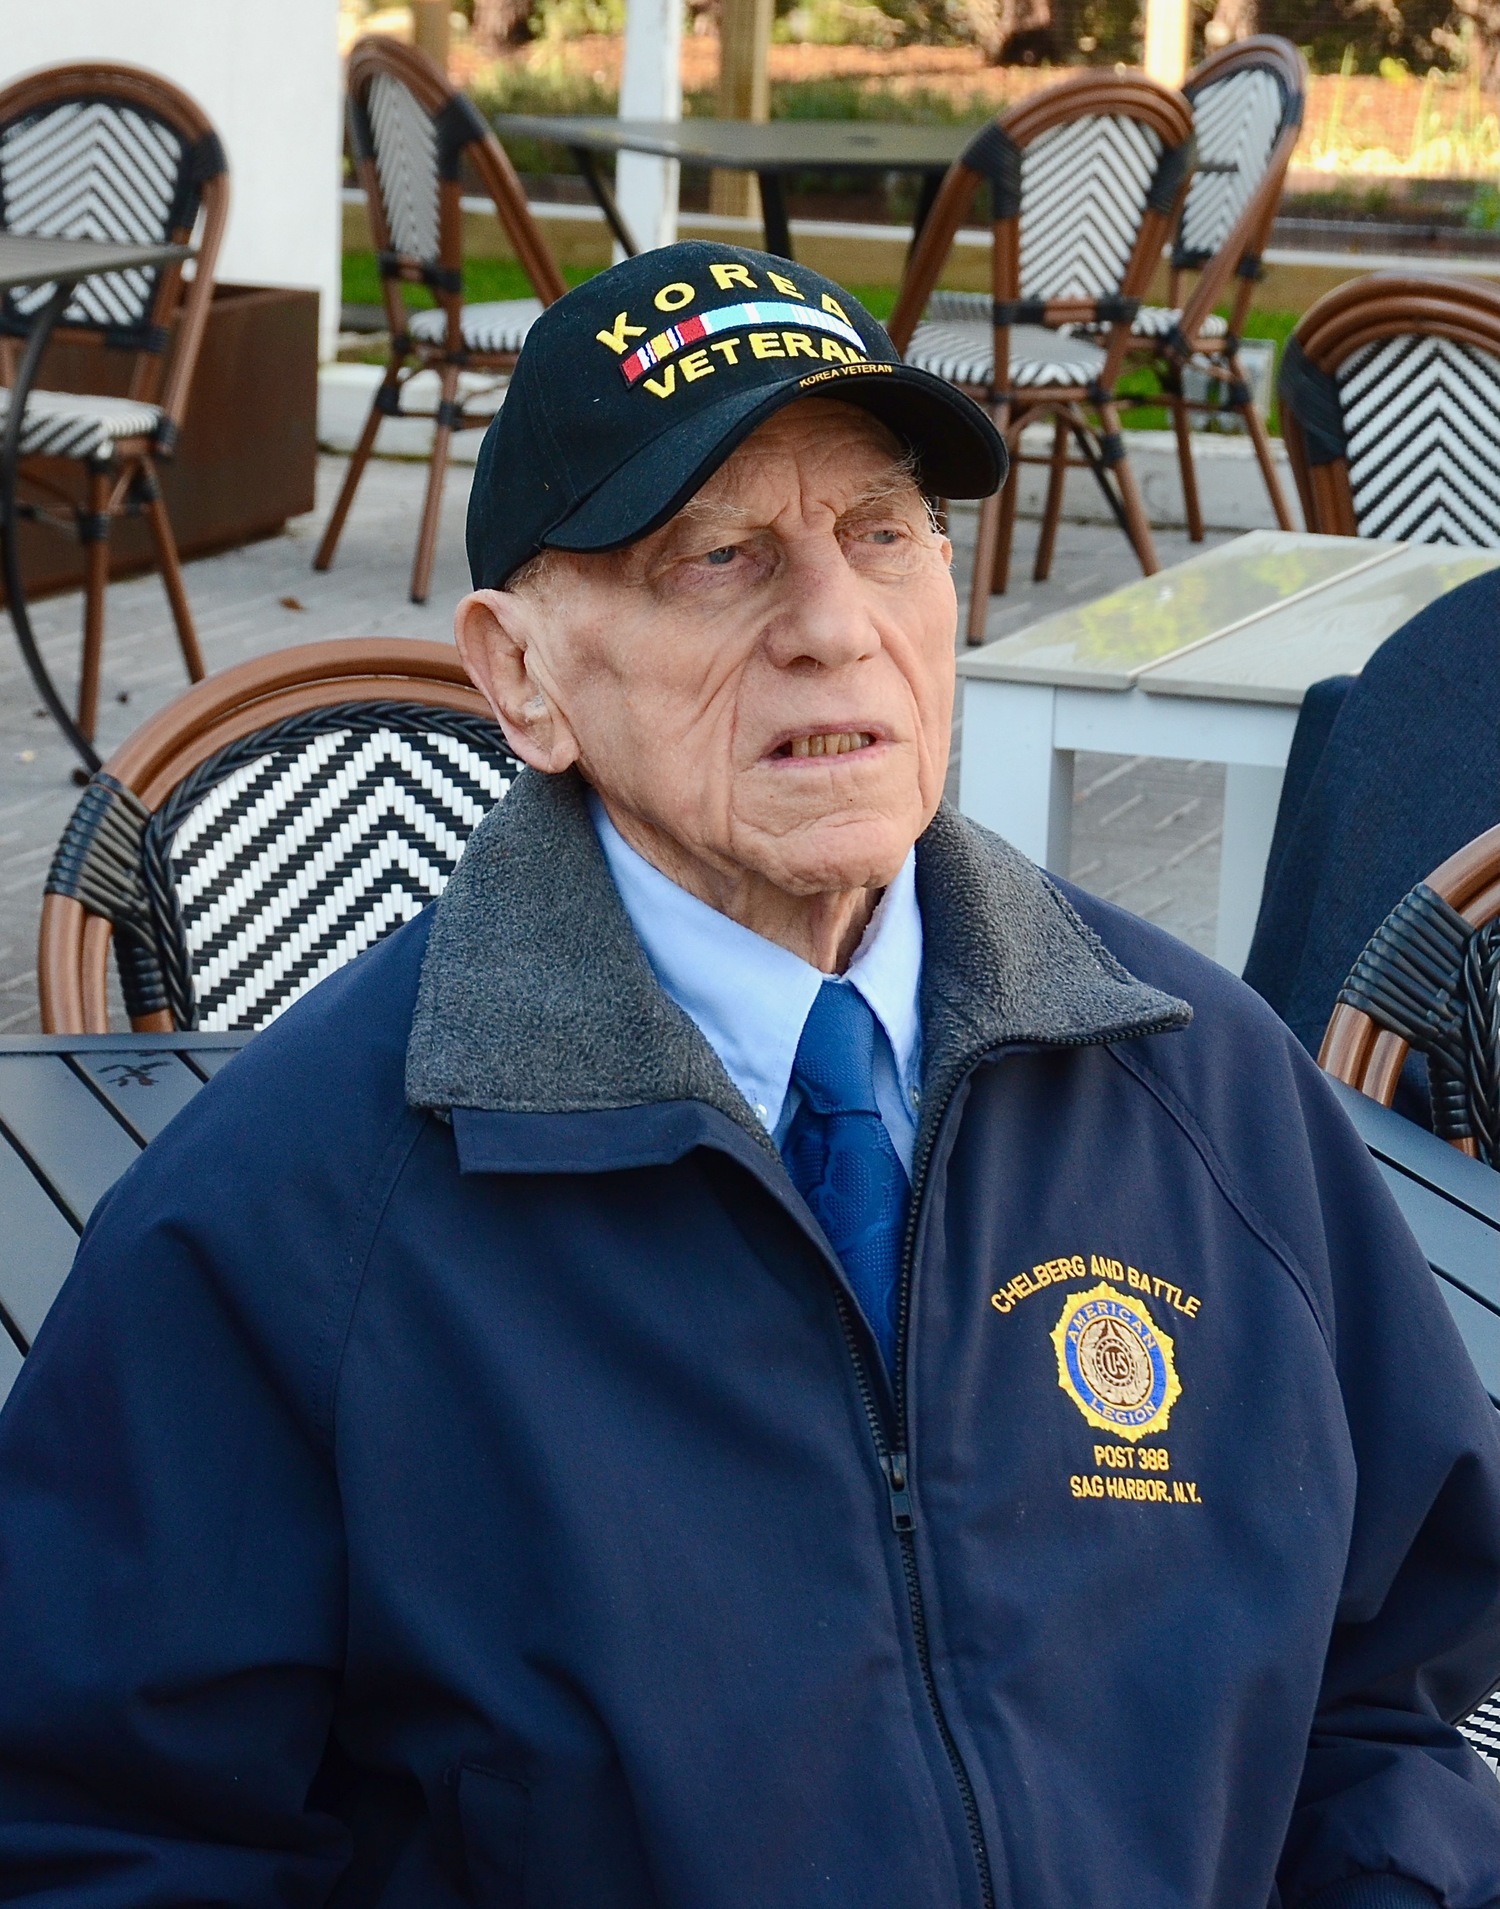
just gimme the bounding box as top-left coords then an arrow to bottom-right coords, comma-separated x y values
763,534 -> 880,670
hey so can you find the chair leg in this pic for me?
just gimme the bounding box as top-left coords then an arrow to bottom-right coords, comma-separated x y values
313,356 -> 401,573
1242,394 -> 1296,531
1099,403 -> 1158,577
991,440 -> 1020,598
966,490 -> 1002,645
77,466 -> 111,746
1033,416 -> 1069,582
1166,375 -> 1204,543
410,363 -> 459,605
139,460 -> 205,683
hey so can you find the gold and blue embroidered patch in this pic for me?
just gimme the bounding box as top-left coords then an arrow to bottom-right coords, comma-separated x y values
1050,1283 -> 1180,1442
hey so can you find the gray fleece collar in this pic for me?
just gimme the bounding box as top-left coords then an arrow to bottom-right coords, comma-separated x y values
405,768 -> 1190,1139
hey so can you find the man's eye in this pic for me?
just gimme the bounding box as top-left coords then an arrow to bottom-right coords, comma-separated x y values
865,529 -> 900,545
704,546 -> 738,566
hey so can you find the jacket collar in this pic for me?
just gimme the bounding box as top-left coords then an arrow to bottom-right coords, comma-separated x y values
405,768 -> 1191,1150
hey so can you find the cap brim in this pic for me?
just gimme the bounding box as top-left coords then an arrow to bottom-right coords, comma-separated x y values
543,360 -> 1007,556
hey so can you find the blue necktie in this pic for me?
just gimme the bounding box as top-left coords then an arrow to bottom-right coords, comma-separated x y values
780,981 -> 910,1374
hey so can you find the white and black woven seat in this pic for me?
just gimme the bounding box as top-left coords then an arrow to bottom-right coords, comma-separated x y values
904,321 -> 1105,392
1079,305 -> 1229,342
0,388 -> 162,463
407,297 -> 544,356
45,701 -> 521,1033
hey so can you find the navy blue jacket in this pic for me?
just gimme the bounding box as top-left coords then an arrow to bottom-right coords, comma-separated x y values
0,770 -> 1497,1909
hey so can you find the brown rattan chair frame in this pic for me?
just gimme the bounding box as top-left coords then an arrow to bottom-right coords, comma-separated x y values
1279,274 -> 1500,539
888,73 -> 1197,643
1120,37 -> 1304,541
38,637 -> 495,1035
0,61 -> 229,743
314,36 -> 567,604
1320,823 -> 1500,1158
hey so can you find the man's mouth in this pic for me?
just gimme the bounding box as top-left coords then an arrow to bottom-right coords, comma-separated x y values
773,731 -> 877,759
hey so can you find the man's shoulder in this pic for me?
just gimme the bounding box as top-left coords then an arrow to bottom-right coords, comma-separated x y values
1054,877 -> 1290,1048
1051,877 -> 1384,1278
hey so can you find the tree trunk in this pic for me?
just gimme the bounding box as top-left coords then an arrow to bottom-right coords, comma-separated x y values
473,0 -> 533,51
1203,0 -> 1258,50
958,0 -> 1058,65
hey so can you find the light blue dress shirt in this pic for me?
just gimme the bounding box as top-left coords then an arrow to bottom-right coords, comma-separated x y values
590,795 -> 924,1175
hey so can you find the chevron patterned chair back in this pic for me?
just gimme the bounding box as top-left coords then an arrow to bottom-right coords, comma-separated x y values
1109,37 -> 1306,543
1279,275 -> 1500,547
314,36 -> 568,607
887,73 -> 1197,643
0,62 -> 229,745
38,640 -> 522,1037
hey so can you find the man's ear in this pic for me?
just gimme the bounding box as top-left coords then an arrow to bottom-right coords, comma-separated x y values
453,588 -> 580,775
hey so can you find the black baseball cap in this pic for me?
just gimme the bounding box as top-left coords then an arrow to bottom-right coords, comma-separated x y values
466,241 -> 1007,589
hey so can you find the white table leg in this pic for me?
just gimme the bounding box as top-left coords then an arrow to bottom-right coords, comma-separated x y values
958,678 -> 1074,872
1215,762 -> 1286,975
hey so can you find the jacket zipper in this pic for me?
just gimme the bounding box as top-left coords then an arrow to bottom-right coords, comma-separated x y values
830,1019 -> 1172,1909
830,1058 -> 997,1909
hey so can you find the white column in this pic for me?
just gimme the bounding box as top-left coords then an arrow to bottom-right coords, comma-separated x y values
0,0 -> 343,358
617,0 -> 682,256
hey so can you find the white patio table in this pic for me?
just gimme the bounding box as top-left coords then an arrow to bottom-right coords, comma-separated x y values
955,530 -> 1500,974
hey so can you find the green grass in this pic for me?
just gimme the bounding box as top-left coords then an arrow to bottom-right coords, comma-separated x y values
342,253 -> 596,310
1117,308 -> 1297,433
342,252 -> 1295,433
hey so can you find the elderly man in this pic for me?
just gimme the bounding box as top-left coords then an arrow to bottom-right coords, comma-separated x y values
0,244 -> 1495,1909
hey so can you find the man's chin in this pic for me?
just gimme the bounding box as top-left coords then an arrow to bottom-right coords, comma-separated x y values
733,808 -> 925,899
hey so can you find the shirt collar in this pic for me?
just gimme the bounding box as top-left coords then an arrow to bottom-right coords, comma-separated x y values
590,793 -> 923,1132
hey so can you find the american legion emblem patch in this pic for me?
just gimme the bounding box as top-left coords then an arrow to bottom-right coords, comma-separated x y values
1050,1283 -> 1181,1442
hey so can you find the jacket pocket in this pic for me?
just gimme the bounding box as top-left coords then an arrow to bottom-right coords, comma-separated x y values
458,1763 -> 529,1906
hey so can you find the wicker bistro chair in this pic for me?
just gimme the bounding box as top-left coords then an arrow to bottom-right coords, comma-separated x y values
39,639 -> 521,1036
1320,823 -> 1500,1165
887,74 -> 1197,643
314,37 -> 567,605
1104,37 -> 1305,541
1279,275 -> 1500,546
0,62 -> 229,744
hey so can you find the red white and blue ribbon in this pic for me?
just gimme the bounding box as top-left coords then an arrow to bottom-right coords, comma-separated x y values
621,300 -> 866,386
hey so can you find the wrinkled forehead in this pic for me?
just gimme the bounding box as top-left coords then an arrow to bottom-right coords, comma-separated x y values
509,401 -> 923,595
673,399 -> 918,521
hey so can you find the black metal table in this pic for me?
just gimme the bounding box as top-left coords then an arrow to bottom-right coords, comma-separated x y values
0,235 -> 191,773
493,115 -> 971,261
1326,1078 -> 1500,1408
0,1032 -> 244,1397
0,1036 -> 1493,1414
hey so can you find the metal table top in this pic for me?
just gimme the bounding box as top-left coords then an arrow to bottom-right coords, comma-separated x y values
0,1036 -> 1493,1413
0,234 -> 191,292
0,1034 -> 245,1398
493,114 -> 971,172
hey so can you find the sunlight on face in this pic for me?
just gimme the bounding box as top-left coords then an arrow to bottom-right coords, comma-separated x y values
505,400 -> 956,905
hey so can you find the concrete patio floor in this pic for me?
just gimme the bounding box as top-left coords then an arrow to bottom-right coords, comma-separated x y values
0,454 -> 1232,1033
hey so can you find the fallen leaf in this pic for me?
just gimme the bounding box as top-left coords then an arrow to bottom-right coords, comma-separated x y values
279,595 -> 306,612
